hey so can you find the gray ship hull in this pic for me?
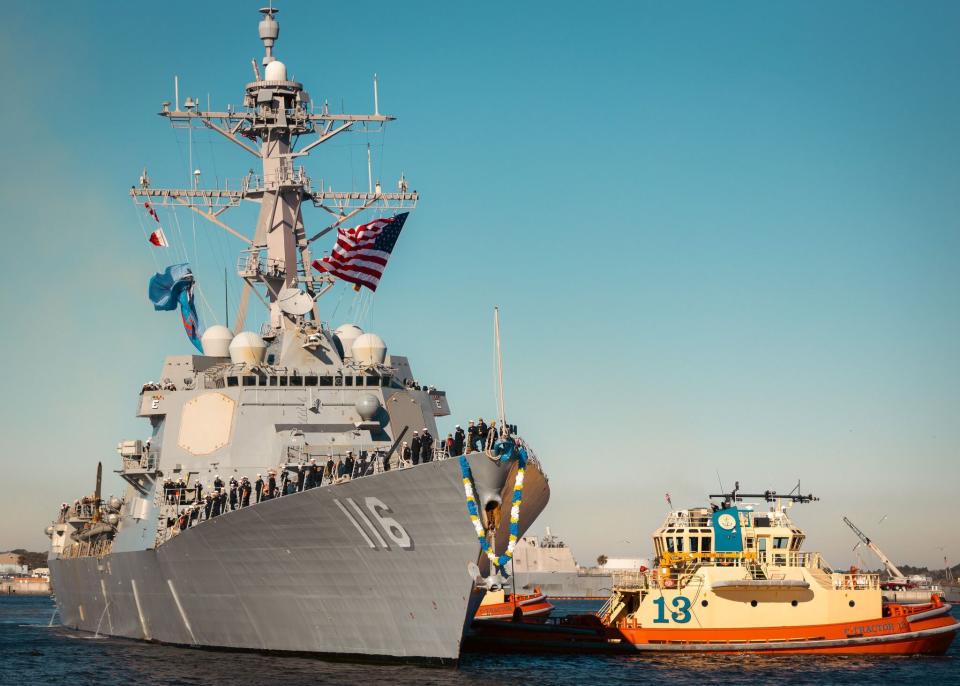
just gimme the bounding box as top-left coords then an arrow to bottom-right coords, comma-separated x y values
514,571 -> 611,599
50,457 -> 549,662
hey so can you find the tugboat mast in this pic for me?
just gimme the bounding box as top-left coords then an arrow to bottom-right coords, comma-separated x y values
130,6 -> 418,335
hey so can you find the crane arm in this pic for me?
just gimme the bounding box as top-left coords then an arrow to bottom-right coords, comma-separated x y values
842,516 -> 904,580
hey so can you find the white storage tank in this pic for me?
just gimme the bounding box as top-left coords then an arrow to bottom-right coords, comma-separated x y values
352,333 -> 387,367
201,325 -> 234,357
229,331 -> 267,365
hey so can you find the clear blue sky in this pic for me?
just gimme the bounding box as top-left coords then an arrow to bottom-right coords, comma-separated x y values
1,1 -> 957,570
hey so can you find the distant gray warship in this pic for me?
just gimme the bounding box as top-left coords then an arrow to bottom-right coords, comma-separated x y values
44,7 -> 549,663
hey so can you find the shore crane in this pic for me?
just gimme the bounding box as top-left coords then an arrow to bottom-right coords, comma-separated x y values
843,516 -> 905,581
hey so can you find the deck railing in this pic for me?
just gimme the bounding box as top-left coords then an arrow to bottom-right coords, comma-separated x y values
154,437 -> 539,547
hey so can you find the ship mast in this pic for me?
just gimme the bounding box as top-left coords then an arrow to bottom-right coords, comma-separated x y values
129,7 -> 418,337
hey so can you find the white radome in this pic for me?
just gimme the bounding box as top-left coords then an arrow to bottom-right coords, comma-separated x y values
352,333 -> 387,367
201,325 -> 234,357
333,324 -> 364,359
264,59 -> 287,81
229,331 -> 267,365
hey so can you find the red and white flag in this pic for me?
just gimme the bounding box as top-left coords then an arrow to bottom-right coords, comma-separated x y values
311,213 -> 409,292
144,201 -> 160,223
149,227 -> 169,247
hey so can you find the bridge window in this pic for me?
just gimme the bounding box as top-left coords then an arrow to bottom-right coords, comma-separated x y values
366,377 -> 379,387
690,537 -> 700,553
344,377 -> 353,387
268,376 -> 278,387
290,376 -> 303,386
675,537 -> 684,552
665,537 -> 675,553
226,376 -> 239,387
305,376 -> 318,386
773,537 -> 789,549
380,377 -> 391,387
702,537 -> 712,552
279,376 -> 288,387
258,376 -> 268,386
242,376 -> 256,387
320,376 -> 333,386
334,376 -> 342,387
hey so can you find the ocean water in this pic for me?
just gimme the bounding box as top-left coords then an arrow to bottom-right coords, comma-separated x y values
1,596 -> 957,686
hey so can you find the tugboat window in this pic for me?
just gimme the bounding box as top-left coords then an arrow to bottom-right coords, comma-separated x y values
701,600 -> 709,607
666,537 -> 675,553
702,537 -> 712,552
690,537 -> 700,553
751,600 -> 758,607
791,600 -> 798,607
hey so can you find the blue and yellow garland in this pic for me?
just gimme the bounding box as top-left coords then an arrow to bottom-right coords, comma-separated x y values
459,447 -> 527,576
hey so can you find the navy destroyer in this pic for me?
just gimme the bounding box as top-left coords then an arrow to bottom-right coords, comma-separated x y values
44,7 -> 549,663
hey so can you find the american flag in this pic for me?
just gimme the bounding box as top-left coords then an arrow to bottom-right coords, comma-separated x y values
312,213 -> 409,292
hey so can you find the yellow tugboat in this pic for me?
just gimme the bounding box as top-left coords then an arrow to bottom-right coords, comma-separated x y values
466,483 -> 959,655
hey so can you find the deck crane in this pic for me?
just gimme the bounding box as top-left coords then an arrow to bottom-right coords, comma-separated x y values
843,516 -> 905,581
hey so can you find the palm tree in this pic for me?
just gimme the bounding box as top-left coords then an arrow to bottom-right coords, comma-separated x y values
597,554 -> 608,568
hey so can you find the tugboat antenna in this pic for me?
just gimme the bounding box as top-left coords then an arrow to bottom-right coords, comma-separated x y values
709,483 -> 819,505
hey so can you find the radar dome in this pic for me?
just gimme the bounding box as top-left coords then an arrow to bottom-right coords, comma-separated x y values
355,394 -> 382,421
352,333 -> 387,367
333,324 -> 364,359
265,60 -> 287,81
229,332 -> 267,366
108,496 -> 122,510
201,325 -> 233,357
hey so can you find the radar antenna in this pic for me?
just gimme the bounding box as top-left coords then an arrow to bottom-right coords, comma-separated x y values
129,7 -> 418,335
709,481 -> 819,509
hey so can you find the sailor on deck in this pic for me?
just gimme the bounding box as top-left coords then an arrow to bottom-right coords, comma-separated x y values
420,428 -> 434,463
411,431 -> 421,465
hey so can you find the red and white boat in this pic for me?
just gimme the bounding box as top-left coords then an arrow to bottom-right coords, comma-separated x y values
474,587 -> 554,622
